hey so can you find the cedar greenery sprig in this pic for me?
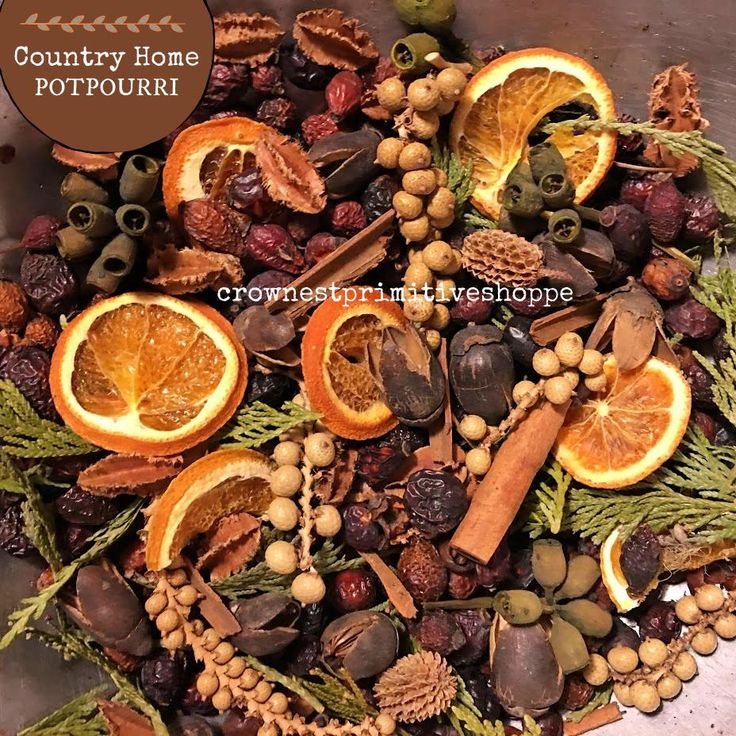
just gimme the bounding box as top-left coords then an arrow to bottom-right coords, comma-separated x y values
26,627 -> 167,736
565,684 -> 613,724
0,450 -> 61,571
300,669 -> 374,723
0,380 -> 98,458
542,117 -> 736,218
522,461 -> 571,538
464,209 -> 497,229
216,401 -> 321,448
431,139 -> 476,216
0,499 -> 143,650
17,685 -> 110,736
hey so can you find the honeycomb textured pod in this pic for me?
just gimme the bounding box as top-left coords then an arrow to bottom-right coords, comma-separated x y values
374,650 -> 457,723
462,230 -> 543,287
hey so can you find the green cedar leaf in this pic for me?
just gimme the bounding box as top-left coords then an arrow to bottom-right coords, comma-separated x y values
216,401 -> 320,448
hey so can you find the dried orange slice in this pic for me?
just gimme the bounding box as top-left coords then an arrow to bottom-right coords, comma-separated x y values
50,292 -> 247,456
146,448 -> 272,571
163,116 -> 267,219
302,288 -> 407,440
554,356 -> 691,489
449,48 -> 617,219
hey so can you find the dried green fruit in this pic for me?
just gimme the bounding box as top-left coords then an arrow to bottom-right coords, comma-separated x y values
532,539 -> 567,593
557,599 -> 613,639
555,555 -> 600,601
528,142 -> 566,182
548,615 -> 590,675
494,590 -> 544,625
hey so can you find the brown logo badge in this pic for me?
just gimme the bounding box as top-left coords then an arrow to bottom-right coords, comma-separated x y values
0,0 -> 214,152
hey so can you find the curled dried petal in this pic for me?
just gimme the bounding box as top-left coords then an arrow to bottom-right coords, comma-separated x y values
255,130 -> 326,214
294,9 -> 379,71
214,12 -> 284,67
51,146 -> 120,181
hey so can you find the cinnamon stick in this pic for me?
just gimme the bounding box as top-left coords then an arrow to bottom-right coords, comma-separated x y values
563,703 -> 623,735
360,552 -> 417,619
266,210 -> 395,318
428,339 -> 453,465
450,399 -> 570,564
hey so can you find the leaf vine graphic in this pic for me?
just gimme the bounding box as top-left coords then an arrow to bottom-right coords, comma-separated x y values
21,14 -> 185,33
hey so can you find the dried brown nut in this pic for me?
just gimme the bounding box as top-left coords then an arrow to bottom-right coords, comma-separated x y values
641,256 -> 691,301
0,281 -> 30,332
397,539 -> 448,602
214,13 -> 284,67
414,610 -> 467,656
561,228 -> 617,282
67,561 -> 153,656
559,674 -> 594,710
231,593 -> 300,657
462,230 -> 542,287
293,9 -> 380,71
233,306 -> 296,355
321,611 -> 398,679
376,325 -> 446,428
182,199 -> 246,256
255,130 -> 326,214
146,246 -> 243,296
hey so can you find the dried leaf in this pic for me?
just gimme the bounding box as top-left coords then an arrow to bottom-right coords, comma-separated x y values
145,246 -> 244,295
214,12 -> 284,66
98,699 -> 155,736
314,446 -> 358,505
255,130 -> 326,214
51,146 -> 120,181
644,64 -> 709,176
78,454 -> 187,497
196,511 -> 261,581
293,9 -> 379,71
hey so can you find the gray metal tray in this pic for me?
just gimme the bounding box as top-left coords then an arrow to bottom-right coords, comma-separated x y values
2,1 -> 736,733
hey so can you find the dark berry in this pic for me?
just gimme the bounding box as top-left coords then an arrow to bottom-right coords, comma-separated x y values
644,178 -> 686,243
502,315 -> 540,370
287,214 -> 322,244
241,271 -> 293,307
245,224 -> 305,274
299,603 -> 325,636
637,600 -> 681,643
246,372 -> 298,407
475,538 -> 512,588
599,203 -> 649,262
328,570 -> 378,613
535,711 -> 563,736
305,233 -> 346,267
405,469 -> 469,538
620,525 -> 660,594
714,328 -> 730,363
55,486 -> 119,526
507,547 -> 534,589
251,64 -> 284,96
21,215 -> 64,251
450,291 -> 494,325
202,63 -> 249,110
341,504 -> 386,551
140,650 -> 188,709
507,291 -> 549,316
302,113 -> 340,146
678,347 -> 715,408
458,667 -> 501,721
356,425 -> 424,487
256,98 -> 297,131
287,634 -> 321,676
665,297 -> 721,339
329,201 -> 367,236
0,346 -> 55,419
448,570 -> 478,599
602,618 -> 642,655
682,194 -> 720,243
450,609 -> 492,666
20,253 -> 78,315
693,411 -> 717,442
362,175 -> 399,223
222,712 -> 263,736
619,176 -> 657,212
414,611 -> 466,657
0,505 -> 35,557
57,523 -> 93,561
281,45 -> 333,90
641,257 -> 691,301
169,715 -> 218,736
227,168 -> 277,218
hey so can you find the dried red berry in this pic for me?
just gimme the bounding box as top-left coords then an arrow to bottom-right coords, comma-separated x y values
450,291 -> 494,324
301,113 -> 340,146
397,539 -> 448,602
202,63 -> 249,110
559,675 -> 594,710
251,64 -> 285,96
0,280 -> 30,332
245,224 -> 305,274
21,215 -> 64,251
414,610 -> 466,656
328,569 -> 378,613
620,525 -> 660,594
325,71 -> 364,118
599,203 -> 649,263
182,199 -> 246,256
20,253 -> 78,316
677,346 -> 715,408
682,194 -> 720,243
305,232 -> 346,266
227,168 -> 277,219
619,176 -> 657,212
644,178 -> 686,243
693,411 -> 717,442
641,256 -> 692,301
341,503 -> 386,551
448,571 -> 478,599
287,214 -> 322,244
329,201 -> 367,236
256,98 -> 297,131
665,297 -> 721,339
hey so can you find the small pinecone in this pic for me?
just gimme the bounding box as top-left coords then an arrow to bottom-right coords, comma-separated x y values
374,650 -> 457,723
397,539 -> 448,602
462,230 -> 542,287
23,315 -> 59,351
256,98 -> 297,131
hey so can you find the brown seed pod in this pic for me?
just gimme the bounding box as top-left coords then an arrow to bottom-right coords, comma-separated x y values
462,230 -> 543,287
293,9 -> 380,71
214,13 -> 284,67
230,593 -> 301,657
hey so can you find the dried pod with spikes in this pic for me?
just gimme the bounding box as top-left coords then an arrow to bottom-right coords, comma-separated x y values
462,230 -> 544,287
373,650 -> 457,722
214,13 -> 284,66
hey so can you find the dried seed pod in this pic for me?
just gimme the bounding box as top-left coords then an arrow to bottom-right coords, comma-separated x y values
532,539 -> 567,592
556,599 -> 613,638
493,590 -> 544,625
462,230 -> 543,287
644,178 -> 686,243
230,593 -> 300,656
562,228 -> 617,282
555,555 -> 600,601
503,178 -> 545,218
549,615 -> 590,675
599,204 -> 649,262
528,142 -> 566,182
294,9 -> 379,71
376,325 -> 446,427
321,611 -> 398,679
214,13 -> 284,67
490,615 -> 564,717
391,33 -> 441,74
449,325 -> 514,425
540,173 -> 576,209
547,208 -> 582,245
398,539 -> 448,602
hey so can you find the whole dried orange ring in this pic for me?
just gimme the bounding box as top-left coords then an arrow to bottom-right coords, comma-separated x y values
50,292 -> 247,456
554,355 -> 691,489
450,48 -> 617,219
146,448 -> 272,571
301,288 -> 407,440
163,116 -> 268,219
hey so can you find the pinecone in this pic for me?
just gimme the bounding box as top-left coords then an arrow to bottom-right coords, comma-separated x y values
23,315 -> 59,351
374,650 -> 457,722
462,230 -> 543,287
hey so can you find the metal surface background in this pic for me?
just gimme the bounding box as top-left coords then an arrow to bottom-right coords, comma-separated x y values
2,0 -> 736,733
